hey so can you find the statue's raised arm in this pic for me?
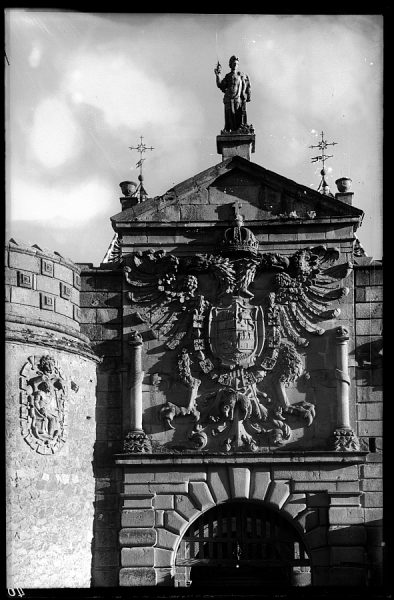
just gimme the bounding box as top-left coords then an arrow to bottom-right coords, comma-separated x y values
214,55 -> 252,133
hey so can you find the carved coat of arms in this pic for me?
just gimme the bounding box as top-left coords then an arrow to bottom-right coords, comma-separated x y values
124,210 -> 352,452
209,299 -> 264,369
19,355 -> 77,454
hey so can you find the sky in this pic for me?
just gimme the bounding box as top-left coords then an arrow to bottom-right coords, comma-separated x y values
5,11 -> 383,265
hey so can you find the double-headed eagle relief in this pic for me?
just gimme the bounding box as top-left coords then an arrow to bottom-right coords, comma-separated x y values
124,211 -> 352,452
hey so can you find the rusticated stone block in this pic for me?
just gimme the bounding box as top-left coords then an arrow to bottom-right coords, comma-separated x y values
124,470 -> 206,484
94,549 -> 119,567
275,465 -> 359,482
250,469 -> 270,501
356,319 -> 382,336
94,529 -> 118,548
96,308 -> 121,323
329,507 -> 364,525
121,547 -> 155,567
357,387 -> 382,403
264,480 -> 290,509
54,262 -> 74,285
155,510 -> 164,527
329,495 -> 361,506
228,467 -> 251,500
329,566 -> 366,585
282,493 -> 307,518
365,286 -> 383,302
124,483 -> 188,494
156,528 -> 178,550
304,526 -> 327,549
357,403 -> 383,420
153,495 -> 174,510
355,269 -> 370,286
364,508 -> 383,522
358,420 -> 382,437
154,548 -> 173,568
361,492 -> 383,508
123,496 -> 154,508
119,567 -> 156,586
355,302 -> 382,319
174,495 -> 198,521
189,482 -> 215,511
92,569 -> 118,587
207,467 -> 230,504
336,481 -> 360,493
11,287 -> 40,307
369,269 -> 383,285
328,525 -> 367,546
164,510 -> 188,534
311,547 -> 330,567
297,509 -> 319,532
307,493 -> 329,507
121,509 -> 155,528
331,546 -> 365,565
119,528 -> 156,546
9,251 -> 40,272
366,527 -> 383,546
155,567 -> 173,586
361,479 -> 382,492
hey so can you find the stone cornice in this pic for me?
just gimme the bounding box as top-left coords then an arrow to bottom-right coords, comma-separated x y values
114,451 -> 368,466
6,315 -> 100,362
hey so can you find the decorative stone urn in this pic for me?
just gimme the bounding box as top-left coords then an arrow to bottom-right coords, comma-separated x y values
119,181 -> 137,197
335,177 -> 352,192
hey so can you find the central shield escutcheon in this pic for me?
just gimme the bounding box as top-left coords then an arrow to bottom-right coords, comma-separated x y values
208,298 -> 265,368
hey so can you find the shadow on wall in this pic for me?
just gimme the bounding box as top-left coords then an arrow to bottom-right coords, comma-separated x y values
90,358 -> 122,587
353,336 -> 383,389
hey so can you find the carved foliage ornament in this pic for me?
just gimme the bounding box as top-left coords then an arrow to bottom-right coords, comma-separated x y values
124,219 -> 352,452
19,355 -> 78,454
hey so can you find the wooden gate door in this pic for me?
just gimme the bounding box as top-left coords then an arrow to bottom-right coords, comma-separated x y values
176,501 -> 311,588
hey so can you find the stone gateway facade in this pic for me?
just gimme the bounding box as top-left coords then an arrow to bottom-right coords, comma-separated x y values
6,117 -> 383,589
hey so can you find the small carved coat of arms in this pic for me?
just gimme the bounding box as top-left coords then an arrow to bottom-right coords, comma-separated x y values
20,355 -> 67,454
209,298 -> 264,369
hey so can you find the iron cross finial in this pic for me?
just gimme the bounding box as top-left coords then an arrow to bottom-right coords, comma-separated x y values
129,136 -> 154,203
309,131 -> 338,193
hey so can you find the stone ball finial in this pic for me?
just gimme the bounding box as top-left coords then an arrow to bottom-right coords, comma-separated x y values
335,177 -> 352,193
119,181 -> 137,197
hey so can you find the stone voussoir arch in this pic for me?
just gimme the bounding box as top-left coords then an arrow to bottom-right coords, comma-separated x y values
154,465 -> 325,575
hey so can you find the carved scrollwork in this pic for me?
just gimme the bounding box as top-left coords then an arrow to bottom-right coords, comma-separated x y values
124,226 -> 352,452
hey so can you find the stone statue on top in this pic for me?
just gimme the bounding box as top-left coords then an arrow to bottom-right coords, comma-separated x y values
214,55 -> 252,133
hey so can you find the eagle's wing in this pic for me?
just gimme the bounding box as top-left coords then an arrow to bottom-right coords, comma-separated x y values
123,250 -> 197,348
272,245 -> 352,347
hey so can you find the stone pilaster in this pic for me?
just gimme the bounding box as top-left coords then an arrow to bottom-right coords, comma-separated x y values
123,332 -> 151,453
330,326 -> 360,451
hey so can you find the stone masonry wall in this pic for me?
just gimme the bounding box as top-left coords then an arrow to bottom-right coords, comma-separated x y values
79,265 -> 123,587
115,457 -> 367,587
6,242 -> 98,588
5,239 -> 82,331
6,344 -> 97,588
354,260 -> 383,585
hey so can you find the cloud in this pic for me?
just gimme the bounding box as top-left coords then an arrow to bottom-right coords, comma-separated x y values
61,50 -> 201,134
29,96 -> 83,168
28,42 -> 42,67
9,177 -> 113,224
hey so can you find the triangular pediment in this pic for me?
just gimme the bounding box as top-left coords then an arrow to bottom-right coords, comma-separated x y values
111,155 -> 363,228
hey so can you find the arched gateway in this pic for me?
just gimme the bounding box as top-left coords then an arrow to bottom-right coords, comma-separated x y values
175,500 -> 311,588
